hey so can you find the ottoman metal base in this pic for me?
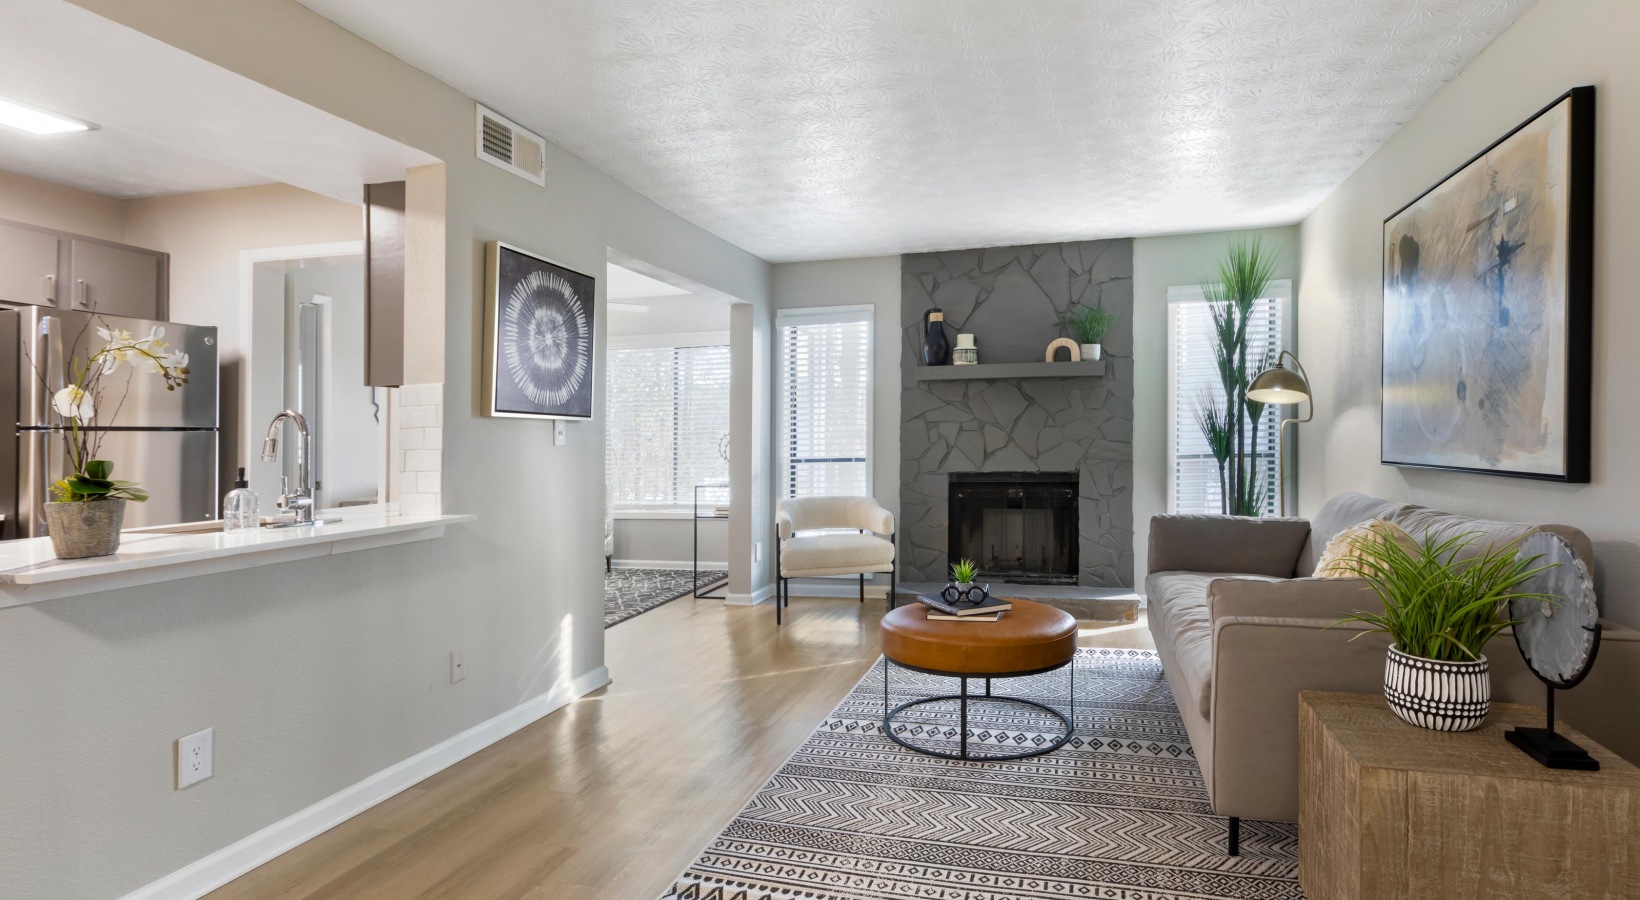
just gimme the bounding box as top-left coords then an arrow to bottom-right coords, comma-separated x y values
882,659 -> 1075,761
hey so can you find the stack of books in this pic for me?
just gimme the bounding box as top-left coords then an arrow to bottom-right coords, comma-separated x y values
915,592 -> 1012,622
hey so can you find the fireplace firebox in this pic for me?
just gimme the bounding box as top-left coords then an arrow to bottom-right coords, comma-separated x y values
948,473 -> 1078,585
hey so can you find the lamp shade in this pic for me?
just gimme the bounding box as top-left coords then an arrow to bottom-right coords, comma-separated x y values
1247,363 -> 1310,405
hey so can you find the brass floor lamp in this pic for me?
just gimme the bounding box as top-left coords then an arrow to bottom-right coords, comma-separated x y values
1246,351 -> 1312,517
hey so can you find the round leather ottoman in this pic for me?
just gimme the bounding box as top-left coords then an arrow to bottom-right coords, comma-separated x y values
879,598 -> 1078,760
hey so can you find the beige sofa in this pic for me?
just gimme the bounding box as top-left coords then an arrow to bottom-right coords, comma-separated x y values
1147,492 -> 1640,852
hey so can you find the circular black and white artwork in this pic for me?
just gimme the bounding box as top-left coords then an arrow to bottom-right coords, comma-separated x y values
489,243 -> 595,418
1510,531 -> 1601,688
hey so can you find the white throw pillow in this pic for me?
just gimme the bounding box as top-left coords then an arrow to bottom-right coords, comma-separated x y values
1314,518 -> 1416,578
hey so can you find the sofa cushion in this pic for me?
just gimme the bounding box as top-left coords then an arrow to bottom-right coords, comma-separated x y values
1297,493 -> 1418,576
1146,571 -> 1280,721
1148,515 -> 1312,578
1387,506 -> 1595,567
1313,519 -> 1417,578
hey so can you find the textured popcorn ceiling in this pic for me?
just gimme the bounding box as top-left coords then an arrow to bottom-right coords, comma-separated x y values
300,0 -> 1534,262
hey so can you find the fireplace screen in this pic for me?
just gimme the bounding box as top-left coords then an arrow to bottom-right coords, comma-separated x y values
948,473 -> 1078,585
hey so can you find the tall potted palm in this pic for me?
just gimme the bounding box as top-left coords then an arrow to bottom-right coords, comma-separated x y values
1196,238 -> 1281,516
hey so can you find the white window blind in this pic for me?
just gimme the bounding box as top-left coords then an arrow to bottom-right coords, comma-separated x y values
1166,281 -> 1291,516
778,306 -> 872,498
606,341 -> 731,507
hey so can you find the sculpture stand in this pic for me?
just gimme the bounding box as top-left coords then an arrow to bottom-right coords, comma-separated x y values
1505,684 -> 1599,771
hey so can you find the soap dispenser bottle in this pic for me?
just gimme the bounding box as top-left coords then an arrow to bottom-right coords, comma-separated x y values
223,467 -> 260,533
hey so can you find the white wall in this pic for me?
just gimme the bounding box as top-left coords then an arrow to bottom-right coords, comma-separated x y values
1298,0 -> 1640,631
769,256 -> 902,584
1132,227 -> 1302,583
0,3 -> 771,898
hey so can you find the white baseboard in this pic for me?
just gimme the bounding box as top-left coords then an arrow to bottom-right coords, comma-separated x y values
119,665 -> 612,900
724,583 -> 775,606
612,559 -> 729,570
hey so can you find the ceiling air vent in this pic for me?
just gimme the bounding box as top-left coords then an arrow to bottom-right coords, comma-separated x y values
475,104 -> 546,186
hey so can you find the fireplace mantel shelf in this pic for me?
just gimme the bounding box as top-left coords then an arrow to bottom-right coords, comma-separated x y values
916,361 -> 1104,381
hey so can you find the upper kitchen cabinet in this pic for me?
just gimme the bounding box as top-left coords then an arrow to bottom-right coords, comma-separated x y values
0,219 -> 167,320
0,220 -> 64,308
69,238 -> 165,319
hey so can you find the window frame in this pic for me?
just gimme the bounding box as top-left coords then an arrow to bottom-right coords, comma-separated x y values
775,304 -> 875,501
1164,279 -> 1295,517
606,330 -> 731,516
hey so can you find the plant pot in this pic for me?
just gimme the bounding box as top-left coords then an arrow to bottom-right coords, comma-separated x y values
1383,644 -> 1490,732
44,499 -> 127,559
1080,343 -> 1103,361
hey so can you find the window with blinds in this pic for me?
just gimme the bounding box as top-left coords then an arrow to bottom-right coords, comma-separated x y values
606,341 -> 731,507
777,306 -> 873,498
1166,281 -> 1292,516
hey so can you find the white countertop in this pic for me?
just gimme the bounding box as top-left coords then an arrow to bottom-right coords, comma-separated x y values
0,513 -> 475,607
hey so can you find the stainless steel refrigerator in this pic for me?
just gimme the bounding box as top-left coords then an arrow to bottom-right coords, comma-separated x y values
0,306 -> 219,539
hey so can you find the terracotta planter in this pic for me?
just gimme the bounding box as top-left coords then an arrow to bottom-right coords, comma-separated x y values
44,499 -> 127,559
1383,644 -> 1490,732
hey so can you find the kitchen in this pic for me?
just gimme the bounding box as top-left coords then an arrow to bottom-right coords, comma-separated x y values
0,0 -> 458,594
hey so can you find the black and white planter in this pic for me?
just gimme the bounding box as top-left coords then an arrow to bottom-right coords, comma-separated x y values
1383,644 -> 1490,732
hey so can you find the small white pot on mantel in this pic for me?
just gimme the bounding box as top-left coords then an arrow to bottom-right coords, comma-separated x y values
1080,343 -> 1102,361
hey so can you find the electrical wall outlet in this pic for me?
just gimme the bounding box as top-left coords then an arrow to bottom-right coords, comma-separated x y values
553,420 -> 566,446
176,728 -> 213,789
450,650 -> 466,683
754,541 -> 763,563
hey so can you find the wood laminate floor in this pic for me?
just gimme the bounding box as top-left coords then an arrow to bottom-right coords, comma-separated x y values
208,595 -> 1155,900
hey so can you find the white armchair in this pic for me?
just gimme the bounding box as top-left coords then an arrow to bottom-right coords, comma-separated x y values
775,496 -> 897,625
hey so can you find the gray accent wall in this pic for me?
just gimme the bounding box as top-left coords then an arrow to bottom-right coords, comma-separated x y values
899,240 -> 1134,586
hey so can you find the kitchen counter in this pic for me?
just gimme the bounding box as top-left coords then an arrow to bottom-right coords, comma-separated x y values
0,513 -> 475,607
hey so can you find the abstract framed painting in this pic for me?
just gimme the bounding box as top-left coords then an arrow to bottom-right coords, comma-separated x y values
1381,86 -> 1594,482
483,240 -> 596,420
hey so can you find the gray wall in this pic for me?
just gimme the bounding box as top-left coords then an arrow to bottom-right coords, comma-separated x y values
2,2 -> 770,897
1131,227 -> 1301,583
1297,0 -> 1640,632
899,241 -> 1135,586
770,257 -> 902,585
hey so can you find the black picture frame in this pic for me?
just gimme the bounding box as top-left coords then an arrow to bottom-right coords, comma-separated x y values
482,240 -> 597,420
1380,86 -> 1594,483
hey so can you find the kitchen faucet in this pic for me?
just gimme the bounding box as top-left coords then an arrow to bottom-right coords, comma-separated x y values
260,409 -> 315,524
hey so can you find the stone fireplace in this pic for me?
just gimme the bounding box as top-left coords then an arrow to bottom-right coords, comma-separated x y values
948,473 -> 1078,584
899,239 -> 1134,587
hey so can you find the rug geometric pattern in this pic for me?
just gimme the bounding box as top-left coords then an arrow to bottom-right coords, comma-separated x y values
605,567 -> 727,628
660,648 -> 1302,899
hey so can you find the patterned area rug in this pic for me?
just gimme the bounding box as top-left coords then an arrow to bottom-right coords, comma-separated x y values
605,568 -> 728,628
661,649 -> 1301,900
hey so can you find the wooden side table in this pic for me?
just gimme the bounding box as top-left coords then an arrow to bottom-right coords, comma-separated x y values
1299,691 -> 1640,899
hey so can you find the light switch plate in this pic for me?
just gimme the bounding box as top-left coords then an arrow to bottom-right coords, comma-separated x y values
450,650 -> 466,683
176,728 -> 213,789
553,420 -> 566,446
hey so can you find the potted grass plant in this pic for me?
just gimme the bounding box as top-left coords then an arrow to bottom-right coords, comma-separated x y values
38,323 -> 190,558
950,558 -> 978,594
1334,531 -> 1555,732
1064,305 -> 1119,361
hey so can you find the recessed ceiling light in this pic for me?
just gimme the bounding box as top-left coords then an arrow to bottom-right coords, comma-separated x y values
608,302 -> 649,313
0,97 -> 94,135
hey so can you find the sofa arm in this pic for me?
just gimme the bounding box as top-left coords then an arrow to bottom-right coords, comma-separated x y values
1207,576 -> 1381,623
1148,515 -> 1311,578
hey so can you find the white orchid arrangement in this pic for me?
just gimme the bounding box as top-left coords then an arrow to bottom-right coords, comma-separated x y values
44,324 -> 191,503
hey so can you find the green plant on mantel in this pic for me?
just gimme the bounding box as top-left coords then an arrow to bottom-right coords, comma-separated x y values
1064,305 -> 1119,345
950,558 -> 978,584
1333,532 -> 1555,662
1197,237 -> 1281,516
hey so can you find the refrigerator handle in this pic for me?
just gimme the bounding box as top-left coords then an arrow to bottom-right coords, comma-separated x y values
39,316 -> 65,421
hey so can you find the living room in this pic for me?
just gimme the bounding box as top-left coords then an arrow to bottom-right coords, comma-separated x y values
2,0 -> 1637,898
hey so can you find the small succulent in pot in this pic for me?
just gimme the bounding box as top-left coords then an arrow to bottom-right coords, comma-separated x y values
950,558 -> 978,589
1063,305 -> 1119,362
1332,530 -> 1557,731
35,322 -> 190,558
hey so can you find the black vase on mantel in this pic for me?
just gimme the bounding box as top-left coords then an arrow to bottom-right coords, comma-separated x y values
921,308 -> 951,366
